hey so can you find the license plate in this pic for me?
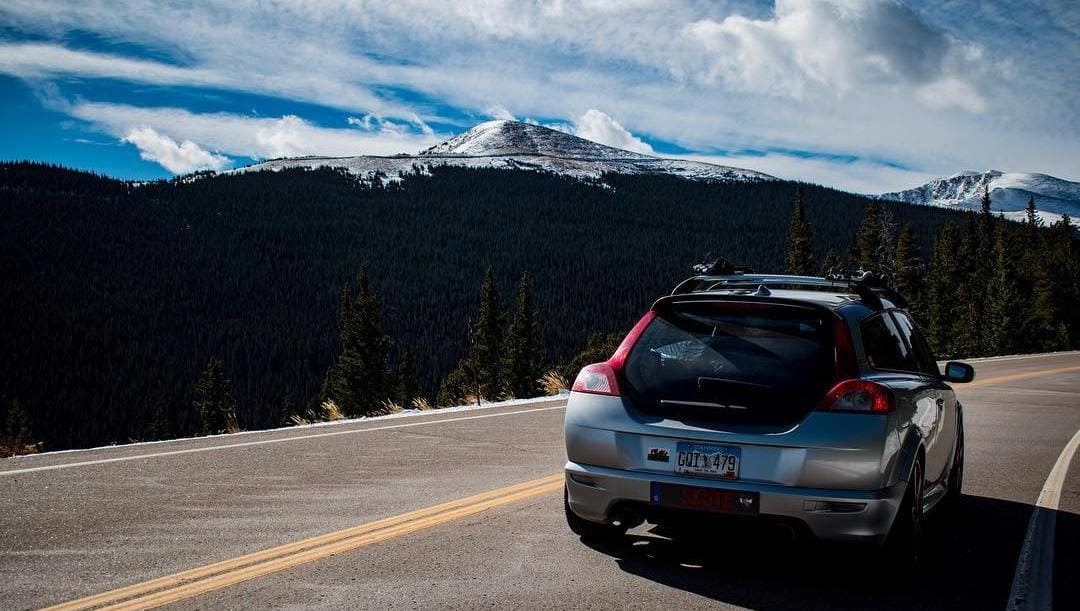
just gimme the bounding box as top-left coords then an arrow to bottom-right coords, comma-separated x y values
650,482 -> 759,515
674,442 -> 740,479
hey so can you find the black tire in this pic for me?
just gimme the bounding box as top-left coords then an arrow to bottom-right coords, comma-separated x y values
564,486 -> 626,542
886,457 -> 926,569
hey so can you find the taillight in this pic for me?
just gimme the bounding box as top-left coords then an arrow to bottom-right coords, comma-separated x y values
817,379 -> 894,414
571,310 -> 656,397
572,362 -> 620,396
609,311 -> 656,369
833,318 -> 858,380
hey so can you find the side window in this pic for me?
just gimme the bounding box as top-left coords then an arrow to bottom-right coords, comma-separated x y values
860,313 -> 918,372
891,311 -> 940,377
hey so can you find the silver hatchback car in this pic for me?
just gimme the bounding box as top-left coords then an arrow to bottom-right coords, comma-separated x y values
564,273 -> 974,565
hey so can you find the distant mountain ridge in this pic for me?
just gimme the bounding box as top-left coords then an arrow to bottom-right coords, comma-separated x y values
237,120 -> 774,184
879,170 -> 1080,225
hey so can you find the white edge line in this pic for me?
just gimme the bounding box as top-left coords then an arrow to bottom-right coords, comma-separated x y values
946,350 -> 1080,365
1006,426 -> 1080,611
4,394 -> 568,460
0,404 -> 568,476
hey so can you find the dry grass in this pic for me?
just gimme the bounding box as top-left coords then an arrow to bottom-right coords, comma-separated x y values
288,414 -> 309,426
379,399 -> 404,415
462,393 -> 481,406
0,437 -> 39,458
539,370 -> 569,395
224,420 -> 242,435
411,397 -> 433,411
320,399 -> 344,422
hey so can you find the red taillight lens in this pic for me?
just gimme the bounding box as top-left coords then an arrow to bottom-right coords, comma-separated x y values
571,310 -> 657,397
609,311 -> 657,369
572,362 -> 620,396
817,379 -> 894,414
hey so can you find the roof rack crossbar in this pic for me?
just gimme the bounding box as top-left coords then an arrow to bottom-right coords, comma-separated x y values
670,269 -> 909,310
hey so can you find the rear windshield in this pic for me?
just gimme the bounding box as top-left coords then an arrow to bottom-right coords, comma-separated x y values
623,302 -> 835,425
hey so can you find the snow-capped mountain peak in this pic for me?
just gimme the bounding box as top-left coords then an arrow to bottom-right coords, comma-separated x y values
879,170 -> 1080,225
420,120 -> 653,160
234,120 -> 772,184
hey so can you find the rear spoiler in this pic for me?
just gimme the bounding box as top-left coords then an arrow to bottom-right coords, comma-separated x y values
651,292 -> 845,320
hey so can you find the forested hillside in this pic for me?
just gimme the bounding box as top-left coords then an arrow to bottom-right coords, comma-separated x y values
1,162 -> 1074,452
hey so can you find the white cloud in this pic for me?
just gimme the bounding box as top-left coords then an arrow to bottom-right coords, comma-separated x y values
485,105 -> 516,121
677,152 -> 935,194
1,0 -> 1078,189
122,127 -> 230,174
681,0 -> 975,99
69,103 -> 444,170
916,78 -> 986,113
571,109 -> 654,155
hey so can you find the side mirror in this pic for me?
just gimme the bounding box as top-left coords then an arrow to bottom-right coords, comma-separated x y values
944,361 -> 975,384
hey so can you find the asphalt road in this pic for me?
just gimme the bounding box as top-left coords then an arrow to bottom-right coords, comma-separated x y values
1,352 -> 1078,610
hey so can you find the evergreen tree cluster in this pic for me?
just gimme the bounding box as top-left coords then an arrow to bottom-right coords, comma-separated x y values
193,357 -> 238,435
326,266 -> 394,416
437,268 -> 547,405
785,186 -> 1080,358
2,162 -> 1076,451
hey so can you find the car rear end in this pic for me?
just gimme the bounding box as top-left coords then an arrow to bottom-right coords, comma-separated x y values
564,293 -> 909,544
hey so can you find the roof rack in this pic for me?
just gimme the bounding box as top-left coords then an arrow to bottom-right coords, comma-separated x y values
672,266 -> 908,311
690,256 -> 754,276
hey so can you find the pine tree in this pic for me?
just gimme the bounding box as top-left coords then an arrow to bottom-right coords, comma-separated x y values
395,350 -> 420,408
502,273 -> 545,399
785,186 -> 815,275
278,397 -> 299,426
926,222 -> 960,357
821,249 -> 842,277
145,403 -> 172,441
1053,214 -> 1080,348
892,224 -> 924,317
844,242 -> 860,271
1024,195 -> 1042,239
951,215 -> 983,357
331,266 -> 392,416
857,200 -> 885,270
975,186 -> 996,310
984,221 -> 1023,354
436,359 -> 476,407
194,357 -> 238,435
1027,215 -> 1074,351
4,398 -> 29,440
1,398 -> 34,457
472,266 -> 504,400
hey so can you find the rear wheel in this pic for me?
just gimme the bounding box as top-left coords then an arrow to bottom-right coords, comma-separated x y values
887,457 -> 926,569
564,487 -> 626,542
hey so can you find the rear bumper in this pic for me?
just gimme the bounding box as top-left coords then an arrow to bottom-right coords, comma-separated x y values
565,461 -> 906,545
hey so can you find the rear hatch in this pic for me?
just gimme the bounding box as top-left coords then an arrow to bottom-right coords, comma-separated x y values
622,298 -> 836,428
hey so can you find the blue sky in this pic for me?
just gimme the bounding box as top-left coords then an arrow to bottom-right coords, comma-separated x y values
1,0 -> 1077,193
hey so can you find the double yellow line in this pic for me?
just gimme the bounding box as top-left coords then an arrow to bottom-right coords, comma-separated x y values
46,474 -> 564,611
961,363 -> 1080,389
43,362 -> 1080,610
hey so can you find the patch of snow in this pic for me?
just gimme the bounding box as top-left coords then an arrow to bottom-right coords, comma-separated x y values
229,120 -> 772,185
4,393 -> 569,460
879,170 -> 1080,225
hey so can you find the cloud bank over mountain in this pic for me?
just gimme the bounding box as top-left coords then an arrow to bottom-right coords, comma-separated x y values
0,0 -> 1077,191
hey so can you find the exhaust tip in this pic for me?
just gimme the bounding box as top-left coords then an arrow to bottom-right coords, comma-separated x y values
768,522 -> 798,545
